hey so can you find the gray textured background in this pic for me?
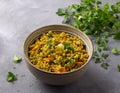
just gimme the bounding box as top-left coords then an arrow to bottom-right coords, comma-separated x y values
0,0 -> 120,93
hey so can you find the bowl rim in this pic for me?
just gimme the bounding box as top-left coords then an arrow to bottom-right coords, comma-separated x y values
23,24 -> 94,75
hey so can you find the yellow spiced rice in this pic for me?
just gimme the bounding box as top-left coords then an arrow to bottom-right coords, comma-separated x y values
28,31 -> 89,73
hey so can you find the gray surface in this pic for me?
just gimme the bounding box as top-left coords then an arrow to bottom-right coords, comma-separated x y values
0,0 -> 120,93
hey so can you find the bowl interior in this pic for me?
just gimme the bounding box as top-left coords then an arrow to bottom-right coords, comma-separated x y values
24,24 -> 93,74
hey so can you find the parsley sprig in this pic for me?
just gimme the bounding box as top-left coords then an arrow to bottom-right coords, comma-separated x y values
111,48 -> 120,55
7,72 -> 17,82
117,64 -> 120,72
56,0 -> 120,71
13,55 -> 22,63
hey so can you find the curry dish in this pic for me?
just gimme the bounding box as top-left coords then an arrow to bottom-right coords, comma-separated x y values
28,31 -> 89,73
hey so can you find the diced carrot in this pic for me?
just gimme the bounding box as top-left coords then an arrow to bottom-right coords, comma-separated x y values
76,62 -> 84,65
32,44 -> 40,51
63,37 -> 66,40
43,58 -> 54,61
59,67 -> 66,72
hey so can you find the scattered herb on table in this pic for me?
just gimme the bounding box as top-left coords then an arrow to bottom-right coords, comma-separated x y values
111,48 -> 120,55
56,0 -> 120,71
7,72 -> 17,82
101,62 -> 109,69
13,55 -> 22,63
117,64 -> 120,72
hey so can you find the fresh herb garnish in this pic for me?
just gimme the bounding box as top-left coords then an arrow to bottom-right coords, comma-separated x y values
101,62 -> 109,69
63,42 -> 72,51
56,0 -> 120,71
111,48 -> 120,55
117,64 -> 120,72
112,22 -> 120,40
65,58 -> 71,63
48,38 -> 53,48
13,55 -> 22,63
56,8 -> 67,16
7,72 -> 17,82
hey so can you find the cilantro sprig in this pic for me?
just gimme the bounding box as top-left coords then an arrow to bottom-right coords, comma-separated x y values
7,72 -> 17,82
56,0 -> 120,71
111,48 -> 120,55
13,55 -> 22,63
101,62 -> 109,69
117,64 -> 120,72
6,55 -> 22,82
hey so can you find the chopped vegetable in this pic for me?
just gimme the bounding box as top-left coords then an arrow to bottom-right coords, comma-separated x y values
13,55 -> 22,63
65,58 -> 71,63
7,72 -> 17,82
59,67 -> 66,72
76,62 -> 84,65
32,44 -> 40,51
111,48 -> 120,55
48,38 -> 53,48
43,58 -> 54,61
63,42 -> 72,50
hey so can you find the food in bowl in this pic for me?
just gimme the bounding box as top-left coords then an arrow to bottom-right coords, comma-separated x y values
28,31 -> 89,73
24,24 -> 93,85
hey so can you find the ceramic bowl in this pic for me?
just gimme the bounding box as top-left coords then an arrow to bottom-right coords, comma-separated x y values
23,24 -> 93,85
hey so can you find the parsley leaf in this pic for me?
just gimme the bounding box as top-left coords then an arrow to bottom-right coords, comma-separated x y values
56,8 -> 67,16
7,72 -> 17,82
112,22 -> 120,40
63,42 -> 72,51
65,58 -> 71,63
101,53 -> 109,59
111,2 -> 120,13
13,55 -> 22,63
117,64 -> 120,72
95,58 -> 100,63
101,62 -> 109,69
111,48 -> 120,55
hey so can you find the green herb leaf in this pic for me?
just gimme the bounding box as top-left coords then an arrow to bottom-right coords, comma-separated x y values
81,0 -> 96,5
7,72 -> 17,82
113,32 -> 120,40
101,53 -> 109,59
101,62 -> 109,69
56,8 -> 67,16
111,48 -> 120,55
65,58 -> 71,63
63,42 -> 72,51
93,51 -> 99,57
13,55 -> 22,63
95,58 -> 100,63
117,64 -> 120,72
48,38 -> 53,48
56,0 -> 120,70
112,22 -> 120,40
111,2 -> 120,13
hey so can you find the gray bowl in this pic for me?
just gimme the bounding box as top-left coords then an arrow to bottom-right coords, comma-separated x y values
23,24 -> 93,85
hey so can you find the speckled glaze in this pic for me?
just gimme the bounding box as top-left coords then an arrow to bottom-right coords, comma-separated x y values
23,24 -> 93,85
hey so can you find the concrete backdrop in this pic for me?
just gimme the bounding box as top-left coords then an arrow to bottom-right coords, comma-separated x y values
0,0 -> 120,93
